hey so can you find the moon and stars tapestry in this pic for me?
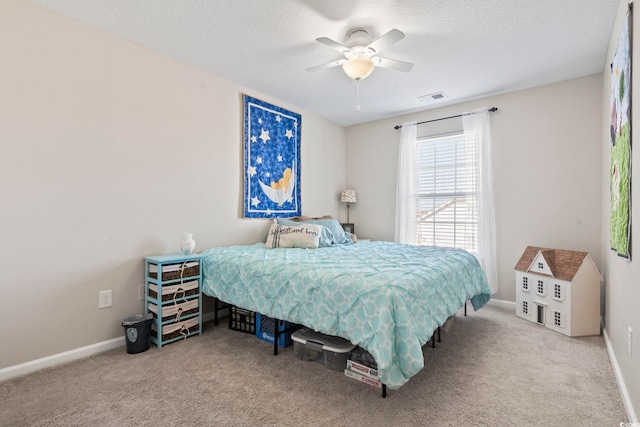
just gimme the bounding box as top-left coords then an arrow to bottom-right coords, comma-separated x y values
243,95 -> 301,218
610,4 -> 632,260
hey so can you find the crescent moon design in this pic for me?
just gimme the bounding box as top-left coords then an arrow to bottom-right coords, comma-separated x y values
258,166 -> 295,206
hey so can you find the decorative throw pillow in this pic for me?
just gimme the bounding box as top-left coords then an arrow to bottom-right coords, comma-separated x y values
314,218 -> 353,245
276,218 -> 335,247
277,217 -> 353,245
264,223 -> 322,249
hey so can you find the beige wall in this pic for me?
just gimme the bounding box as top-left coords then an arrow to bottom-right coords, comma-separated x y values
0,0 -> 346,369
602,0 -> 640,418
346,75 -> 603,304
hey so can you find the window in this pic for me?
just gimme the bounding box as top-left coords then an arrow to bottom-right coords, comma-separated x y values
553,284 -> 562,301
415,132 -> 477,251
538,262 -> 544,269
522,301 -> 529,314
522,277 -> 529,291
554,311 -> 562,327
537,280 -> 545,296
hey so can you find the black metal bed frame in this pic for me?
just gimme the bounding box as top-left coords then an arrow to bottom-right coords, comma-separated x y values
214,298 -> 470,398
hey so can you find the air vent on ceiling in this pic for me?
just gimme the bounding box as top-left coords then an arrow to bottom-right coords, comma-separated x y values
418,92 -> 447,102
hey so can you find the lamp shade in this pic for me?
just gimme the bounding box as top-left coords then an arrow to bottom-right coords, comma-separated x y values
340,190 -> 357,203
342,56 -> 375,81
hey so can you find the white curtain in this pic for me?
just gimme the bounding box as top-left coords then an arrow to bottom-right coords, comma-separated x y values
394,121 -> 417,244
463,109 -> 497,294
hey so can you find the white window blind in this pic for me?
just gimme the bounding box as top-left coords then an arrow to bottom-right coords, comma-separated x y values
416,132 -> 478,251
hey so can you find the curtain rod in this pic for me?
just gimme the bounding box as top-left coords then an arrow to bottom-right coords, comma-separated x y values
393,107 -> 498,130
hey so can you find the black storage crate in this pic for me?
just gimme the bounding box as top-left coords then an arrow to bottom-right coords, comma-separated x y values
229,306 -> 256,334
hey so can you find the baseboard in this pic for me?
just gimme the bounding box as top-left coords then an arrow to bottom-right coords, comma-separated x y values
487,298 -> 516,310
0,336 -> 124,383
602,324 -> 638,422
0,313 -> 220,383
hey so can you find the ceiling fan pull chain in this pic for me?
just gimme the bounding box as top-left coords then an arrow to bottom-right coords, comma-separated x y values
356,80 -> 360,112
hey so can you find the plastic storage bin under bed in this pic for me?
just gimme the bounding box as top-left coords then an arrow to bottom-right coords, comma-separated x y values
291,328 -> 356,371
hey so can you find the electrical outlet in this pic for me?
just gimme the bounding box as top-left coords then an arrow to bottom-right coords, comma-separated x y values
99,290 -> 112,309
628,327 -> 633,356
138,285 -> 145,301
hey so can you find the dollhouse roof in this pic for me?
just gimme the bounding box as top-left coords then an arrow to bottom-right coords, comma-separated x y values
514,246 -> 590,281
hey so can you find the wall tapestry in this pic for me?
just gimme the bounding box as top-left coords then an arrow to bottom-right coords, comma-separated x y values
610,4 -> 632,260
243,95 -> 301,218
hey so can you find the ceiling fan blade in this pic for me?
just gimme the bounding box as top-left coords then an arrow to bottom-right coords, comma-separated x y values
305,58 -> 346,72
373,57 -> 414,72
316,37 -> 351,54
366,29 -> 405,54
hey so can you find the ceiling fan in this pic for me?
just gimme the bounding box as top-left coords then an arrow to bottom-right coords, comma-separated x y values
306,28 -> 414,81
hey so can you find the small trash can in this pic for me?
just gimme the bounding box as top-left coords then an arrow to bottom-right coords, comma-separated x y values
122,313 -> 153,354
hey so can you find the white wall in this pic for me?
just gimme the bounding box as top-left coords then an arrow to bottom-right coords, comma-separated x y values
602,0 -> 640,419
346,75 -> 603,303
0,0 -> 346,370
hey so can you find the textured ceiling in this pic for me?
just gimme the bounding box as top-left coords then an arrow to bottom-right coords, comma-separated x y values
29,0 -> 620,127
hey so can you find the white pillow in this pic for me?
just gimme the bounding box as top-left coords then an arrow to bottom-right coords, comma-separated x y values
264,223 -> 322,249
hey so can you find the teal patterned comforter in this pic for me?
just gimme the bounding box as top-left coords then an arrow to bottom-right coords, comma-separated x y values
200,241 -> 491,389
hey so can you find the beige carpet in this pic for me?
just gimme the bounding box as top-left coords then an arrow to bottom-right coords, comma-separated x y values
0,304 -> 627,426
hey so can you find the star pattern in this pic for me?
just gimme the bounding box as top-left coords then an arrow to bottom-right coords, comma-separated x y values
259,129 -> 271,143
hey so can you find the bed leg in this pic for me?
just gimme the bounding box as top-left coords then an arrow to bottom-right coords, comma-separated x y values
382,384 -> 387,398
437,326 -> 441,343
464,301 -> 467,317
431,335 -> 435,348
214,299 -> 220,326
273,319 -> 279,356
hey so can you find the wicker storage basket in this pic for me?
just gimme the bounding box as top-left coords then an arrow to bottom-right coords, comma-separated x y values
148,299 -> 199,322
148,280 -> 199,302
152,317 -> 199,341
148,261 -> 200,281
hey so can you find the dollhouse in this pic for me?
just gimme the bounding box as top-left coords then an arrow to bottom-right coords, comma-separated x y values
514,246 -> 601,337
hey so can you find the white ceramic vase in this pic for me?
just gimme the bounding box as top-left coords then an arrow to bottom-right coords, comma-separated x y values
180,233 -> 196,255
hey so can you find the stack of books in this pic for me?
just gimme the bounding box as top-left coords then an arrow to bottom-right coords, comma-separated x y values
344,352 -> 381,389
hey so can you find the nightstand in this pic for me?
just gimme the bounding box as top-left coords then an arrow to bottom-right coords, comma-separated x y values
144,253 -> 202,347
341,223 -> 355,234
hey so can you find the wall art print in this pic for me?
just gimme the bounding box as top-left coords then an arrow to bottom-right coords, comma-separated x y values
243,95 -> 301,218
610,4 -> 632,260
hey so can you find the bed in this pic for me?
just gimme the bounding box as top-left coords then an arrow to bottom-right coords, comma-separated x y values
200,228 -> 491,391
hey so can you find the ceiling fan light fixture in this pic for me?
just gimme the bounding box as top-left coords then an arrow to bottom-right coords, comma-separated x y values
342,56 -> 375,81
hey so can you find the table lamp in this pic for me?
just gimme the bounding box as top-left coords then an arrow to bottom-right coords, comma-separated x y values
340,190 -> 357,223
